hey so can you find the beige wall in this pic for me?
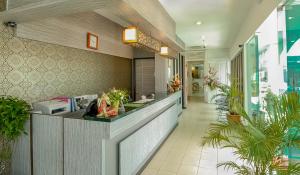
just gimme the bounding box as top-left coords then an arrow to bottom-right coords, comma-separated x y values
17,12 -> 133,59
155,53 -> 169,93
124,0 -> 176,41
0,24 -> 132,103
229,0 -> 280,58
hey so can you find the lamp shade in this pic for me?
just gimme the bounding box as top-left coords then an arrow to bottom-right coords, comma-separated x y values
160,46 -> 169,55
123,27 -> 137,43
122,27 -> 160,52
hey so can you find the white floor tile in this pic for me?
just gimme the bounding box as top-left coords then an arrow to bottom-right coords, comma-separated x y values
141,97 -> 238,175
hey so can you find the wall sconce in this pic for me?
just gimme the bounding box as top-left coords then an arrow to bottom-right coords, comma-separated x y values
122,26 -> 161,52
160,46 -> 178,59
160,46 -> 169,56
123,27 -> 137,43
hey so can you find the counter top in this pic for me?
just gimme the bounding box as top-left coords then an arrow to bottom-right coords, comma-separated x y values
83,91 -> 180,122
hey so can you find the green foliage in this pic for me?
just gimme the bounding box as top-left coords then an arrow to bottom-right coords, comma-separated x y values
0,140 -> 12,161
203,92 -> 300,175
107,88 -> 129,105
0,96 -> 30,140
211,81 -> 243,115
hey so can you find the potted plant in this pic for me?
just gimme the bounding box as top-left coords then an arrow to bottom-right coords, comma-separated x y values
97,88 -> 129,118
0,96 -> 31,174
212,81 -> 243,122
226,81 -> 243,122
107,88 -> 129,111
203,92 -> 300,174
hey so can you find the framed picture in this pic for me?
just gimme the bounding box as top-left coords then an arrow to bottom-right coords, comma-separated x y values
87,32 -> 99,50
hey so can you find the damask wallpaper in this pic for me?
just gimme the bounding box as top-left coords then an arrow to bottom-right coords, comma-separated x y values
0,24 -> 132,103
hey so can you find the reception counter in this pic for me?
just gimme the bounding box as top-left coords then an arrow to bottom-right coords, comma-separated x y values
12,91 -> 182,175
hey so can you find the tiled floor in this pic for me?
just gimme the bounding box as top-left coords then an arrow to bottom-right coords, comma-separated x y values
141,97 -> 235,175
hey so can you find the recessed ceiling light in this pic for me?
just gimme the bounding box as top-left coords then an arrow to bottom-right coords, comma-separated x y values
291,40 -> 295,43
289,17 -> 295,20
196,21 -> 202,25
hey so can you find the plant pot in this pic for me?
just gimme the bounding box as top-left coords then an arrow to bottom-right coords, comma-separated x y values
0,136 -> 11,175
273,156 -> 288,170
227,113 -> 241,123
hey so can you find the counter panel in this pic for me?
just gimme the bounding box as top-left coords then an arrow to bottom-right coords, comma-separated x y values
119,104 -> 178,175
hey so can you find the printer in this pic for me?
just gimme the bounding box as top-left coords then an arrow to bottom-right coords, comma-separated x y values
33,100 -> 71,115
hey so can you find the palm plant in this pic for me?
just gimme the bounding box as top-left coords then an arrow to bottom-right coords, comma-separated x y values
203,92 -> 300,175
212,81 -> 243,123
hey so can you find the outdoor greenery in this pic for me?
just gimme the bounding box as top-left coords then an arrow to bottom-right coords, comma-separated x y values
203,92 -> 300,175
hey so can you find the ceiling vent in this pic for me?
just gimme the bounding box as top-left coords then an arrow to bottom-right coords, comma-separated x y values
185,46 -> 206,61
0,0 -> 7,12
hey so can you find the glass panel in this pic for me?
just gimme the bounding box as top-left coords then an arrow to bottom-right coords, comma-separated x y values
257,9 -> 284,112
245,35 -> 260,116
244,8 -> 288,115
285,1 -> 300,92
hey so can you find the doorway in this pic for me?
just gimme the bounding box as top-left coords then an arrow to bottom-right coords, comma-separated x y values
187,61 -> 205,98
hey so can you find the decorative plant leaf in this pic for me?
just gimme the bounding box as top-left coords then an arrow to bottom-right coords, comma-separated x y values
203,92 -> 300,174
0,96 -> 30,140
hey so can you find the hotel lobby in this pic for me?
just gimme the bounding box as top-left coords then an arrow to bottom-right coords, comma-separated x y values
1,0 -> 300,175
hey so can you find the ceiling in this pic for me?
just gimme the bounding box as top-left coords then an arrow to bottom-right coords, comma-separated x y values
159,0 -> 258,49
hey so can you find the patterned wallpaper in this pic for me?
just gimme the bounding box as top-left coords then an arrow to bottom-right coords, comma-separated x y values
0,24 -> 132,103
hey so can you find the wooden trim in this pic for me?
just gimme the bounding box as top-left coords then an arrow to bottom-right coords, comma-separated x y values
87,32 -> 99,50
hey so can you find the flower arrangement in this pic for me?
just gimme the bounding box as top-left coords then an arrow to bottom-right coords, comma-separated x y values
97,88 -> 129,118
170,74 -> 182,91
204,66 -> 219,90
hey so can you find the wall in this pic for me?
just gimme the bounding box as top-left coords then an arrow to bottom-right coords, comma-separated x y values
230,0 -> 280,58
155,53 -> 168,93
17,12 -> 133,59
0,24 -> 132,103
133,48 -> 155,58
206,48 -> 229,60
124,0 -> 176,41
135,59 -> 155,99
